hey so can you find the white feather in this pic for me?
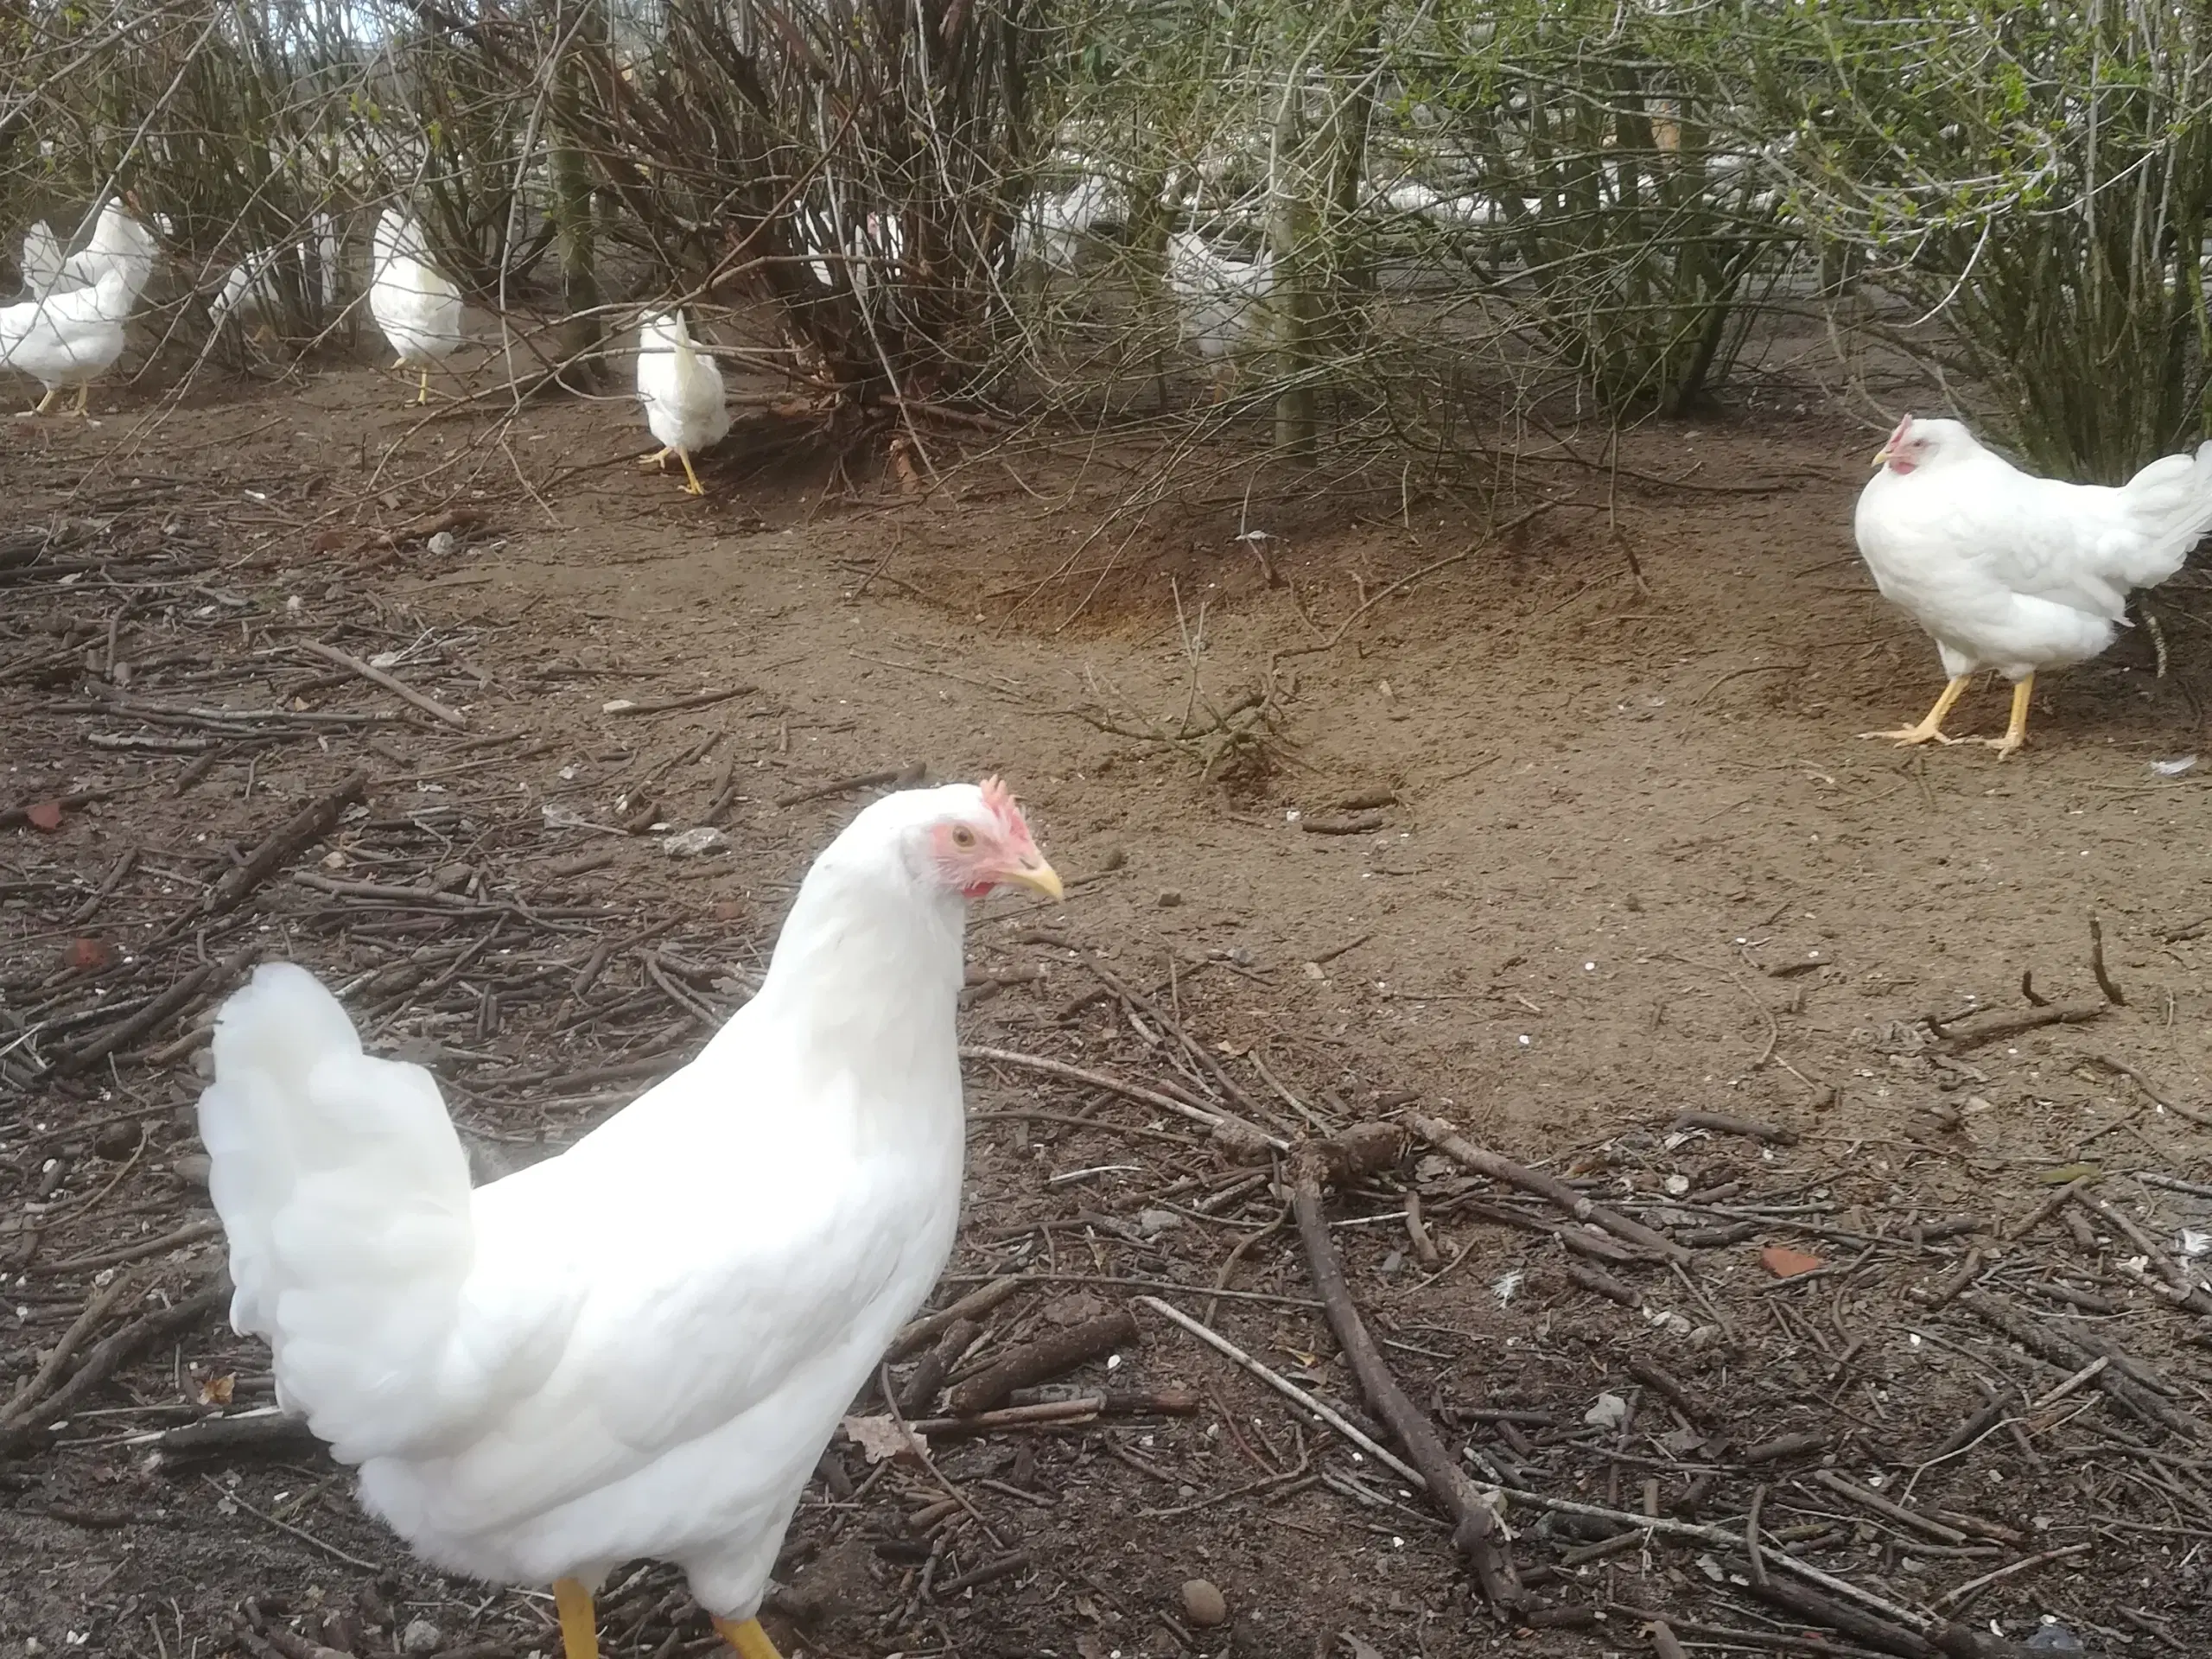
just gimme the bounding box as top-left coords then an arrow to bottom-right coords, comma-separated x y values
20,221 -> 64,300
1166,229 -> 1273,362
1856,416 -> 2212,683
197,783 -> 1007,1619
211,213 -> 341,330
370,207 -> 464,371
50,200 -> 159,307
637,308 -> 731,458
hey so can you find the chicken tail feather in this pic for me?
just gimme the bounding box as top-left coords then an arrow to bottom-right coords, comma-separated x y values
198,962 -> 476,1460
2116,439 -> 2212,590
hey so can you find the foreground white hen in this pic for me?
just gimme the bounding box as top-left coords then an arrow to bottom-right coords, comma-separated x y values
636,308 -> 731,496
198,780 -> 1061,1659
1855,415 -> 2212,754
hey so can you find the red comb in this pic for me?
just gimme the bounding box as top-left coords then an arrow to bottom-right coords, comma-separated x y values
1891,414 -> 1913,443
979,775 -> 1031,842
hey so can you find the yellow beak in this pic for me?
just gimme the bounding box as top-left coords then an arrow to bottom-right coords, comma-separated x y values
1001,857 -> 1064,902
1871,442 -> 1891,468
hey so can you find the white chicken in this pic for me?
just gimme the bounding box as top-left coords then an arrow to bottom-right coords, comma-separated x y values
371,207 -> 464,404
209,213 -> 341,339
636,308 -> 731,497
1166,228 -> 1273,397
1855,415 -> 2212,755
0,265 -> 136,414
197,779 -> 1061,1659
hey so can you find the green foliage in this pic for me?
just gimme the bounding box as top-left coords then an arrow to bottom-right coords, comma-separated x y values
1761,0 -> 2212,479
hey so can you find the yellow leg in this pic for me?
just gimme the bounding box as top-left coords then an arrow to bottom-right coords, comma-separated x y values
415,368 -> 431,405
393,356 -> 410,371
1972,674 -> 2033,758
678,448 -> 705,496
33,388 -> 58,414
638,446 -> 671,472
72,385 -> 90,416
552,1578 -> 599,1659
1860,674 -> 1969,746
713,1617 -> 784,1659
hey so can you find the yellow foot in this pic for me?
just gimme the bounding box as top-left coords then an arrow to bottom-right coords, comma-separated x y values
33,388 -> 58,415
1858,725 -> 1958,747
638,446 -> 671,472
1859,673 -> 1971,748
679,449 -> 705,496
71,385 -> 91,416
1967,675 -> 2033,759
552,1578 -> 599,1659
415,368 -> 431,405
713,1617 -> 784,1659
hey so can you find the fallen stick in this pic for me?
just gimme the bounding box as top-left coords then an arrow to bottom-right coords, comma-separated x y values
889,1274 -> 1027,1360
2005,1174 -> 2093,1241
1930,1542 -> 2094,1614
1413,1116 -> 1688,1262
1135,1294 -> 1421,1484
603,684 -> 754,718
298,641 -> 466,728
1501,1490 -> 2034,1659
207,771 -> 368,914
0,1280 -> 227,1455
52,945 -> 255,1077
775,763 -> 925,809
1669,1110 -> 1799,1146
137,1408 -> 319,1455
1933,1002 -> 2105,1053
900,1319 -> 980,1416
1956,1290 -> 2206,1439
1,1271 -> 134,1421
1288,1139 -> 1521,1606
1807,1469 -> 1968,1544
946,1307 -> 1137,1415
962,1045 -> 1289,1151
2069,1187 -> 2212,1314
36,1217 -> 223,1274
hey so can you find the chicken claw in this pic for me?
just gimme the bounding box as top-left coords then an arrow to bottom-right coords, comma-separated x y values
714,1618 -> 785,1659
1859,675 -> 1970,747
1966,676 -> 2032,759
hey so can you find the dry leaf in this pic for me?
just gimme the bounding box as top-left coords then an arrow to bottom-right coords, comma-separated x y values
1760,1245 -> 1825,1278
65,938 -> 112,972
841,1413 -> 922,1465
198,1373 -> 235,1408
25,800 -> 64,833
1342,1636 -> 1386,1659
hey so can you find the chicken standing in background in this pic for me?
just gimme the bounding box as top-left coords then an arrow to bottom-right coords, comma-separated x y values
636,308 -> 731,496
53,198 -> 160,306
1854,415 -> 2212,755
198,781 -> 1060,1659
0,265 -> 136,413
370,207 -> 464,404
1166,228 -> 1273,398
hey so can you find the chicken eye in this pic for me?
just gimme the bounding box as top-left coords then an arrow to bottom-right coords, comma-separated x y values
950,825 -> 977,849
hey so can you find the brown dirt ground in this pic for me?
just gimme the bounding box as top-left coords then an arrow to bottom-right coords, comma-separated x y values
3,344 -> 2210,1659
